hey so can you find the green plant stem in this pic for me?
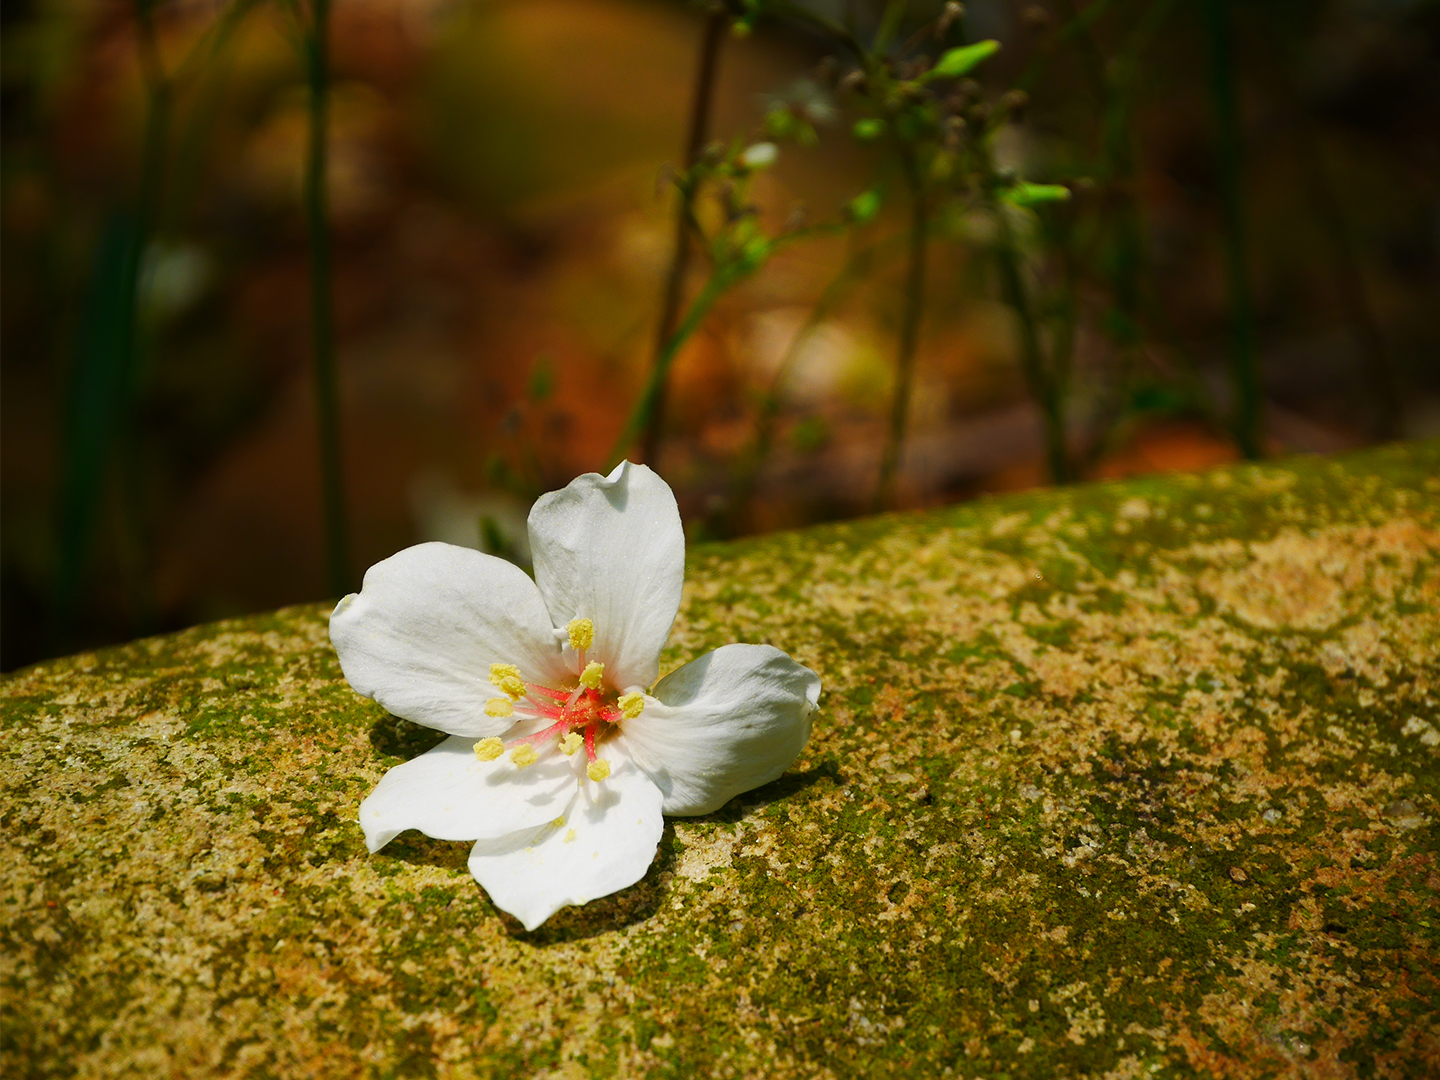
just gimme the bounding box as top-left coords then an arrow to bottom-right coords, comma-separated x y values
994,212 -> 1070,485
640,7 -> 726,467
874,162 -> 927,510
721,239 -> 880,534
1266,32 -> 1400,439
303,0 -> 351,597
610,269 -> 736,472
1202,0 -> 1262,459
1015,0 -> 1116,94
874,0 -> 908,53
56,4 -> 171,633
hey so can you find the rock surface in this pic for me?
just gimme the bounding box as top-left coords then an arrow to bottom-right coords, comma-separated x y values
4,442 -> 1439,1079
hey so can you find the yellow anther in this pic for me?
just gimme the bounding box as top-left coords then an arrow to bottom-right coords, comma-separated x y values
579,662 -> 605,690
559,732 -> 583,756
587,759 -> 611,782
489,663 -> 526,700
618,691 -> 645,719
484,697 -> 514,718
567,617 -> 595,651
510,744 -> 538,768
552,816 -> 566,829
564,829 -> 577,843
474,737 -> 504,761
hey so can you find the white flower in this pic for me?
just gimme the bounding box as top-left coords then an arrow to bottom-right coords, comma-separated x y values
330,462 -> 821,930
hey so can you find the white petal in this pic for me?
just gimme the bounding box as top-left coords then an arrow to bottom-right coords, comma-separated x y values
330,542 -> 570,738
359,736 -> 580,852
623,644 -> 821,816
466,749 -> 665,931
528,462 -> 684,690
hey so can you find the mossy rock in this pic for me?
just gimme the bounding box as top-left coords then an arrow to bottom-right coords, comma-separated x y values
4,442 -> 1439,1078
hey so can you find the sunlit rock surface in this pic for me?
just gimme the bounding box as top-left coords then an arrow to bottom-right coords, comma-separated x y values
4,442 -> 1438,1078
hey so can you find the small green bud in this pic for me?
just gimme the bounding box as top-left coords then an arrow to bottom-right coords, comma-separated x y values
927,40 -> 1001,81
852,118 -> 887,141
848,188 -> 882,224
1002,182 -> 1071,207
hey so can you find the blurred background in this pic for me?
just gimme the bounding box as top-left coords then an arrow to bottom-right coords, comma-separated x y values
3,0 -> 1438,671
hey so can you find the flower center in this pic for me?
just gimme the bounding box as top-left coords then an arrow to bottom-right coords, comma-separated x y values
473,618 -> 644,783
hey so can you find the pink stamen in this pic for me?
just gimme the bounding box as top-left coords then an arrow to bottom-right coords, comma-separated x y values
522,700 -> 566,721
516,719 -> 569,746
527,684 -> 569,702
584,723 -> 597,762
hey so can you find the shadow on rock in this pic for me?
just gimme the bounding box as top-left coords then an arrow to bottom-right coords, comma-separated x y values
369,712 -> 449,761
383,832 -> 472,873
501,821 -> 683,946
706,756 -> 842,825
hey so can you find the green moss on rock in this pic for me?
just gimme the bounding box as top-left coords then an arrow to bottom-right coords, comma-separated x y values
4,442 -> 1439,1078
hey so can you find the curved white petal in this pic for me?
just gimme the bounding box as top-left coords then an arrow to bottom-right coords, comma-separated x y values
330,542 -> 570,738
623,644 -> 821,816
528,462 -> 684,691
466,749 -> 665,931
359,736 -> 580,852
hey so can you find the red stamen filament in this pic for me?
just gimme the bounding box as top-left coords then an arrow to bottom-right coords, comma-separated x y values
503,685 -> 617,762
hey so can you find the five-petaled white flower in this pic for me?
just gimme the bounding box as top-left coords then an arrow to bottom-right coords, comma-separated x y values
330,462 -> 821,930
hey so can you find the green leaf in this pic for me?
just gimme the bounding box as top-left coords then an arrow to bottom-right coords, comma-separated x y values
848,188 -> 882,224
927,40 -> 1001,81
1002,183 -> 1071,207
851,118 -> 886,141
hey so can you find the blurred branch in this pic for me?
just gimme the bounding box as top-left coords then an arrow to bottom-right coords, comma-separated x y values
874,154 -> 928,509
54,0 -> 173,637
990,194 -> 1072,485
611,266 -> 737,473
726,237 -> 886,531
1262,22 -> 1401,440
302,0 -> 352,596
1202,0 -> 1263,459
641,6 -> 728,467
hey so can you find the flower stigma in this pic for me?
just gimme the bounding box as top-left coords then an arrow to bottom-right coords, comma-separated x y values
477,619 -> 648,783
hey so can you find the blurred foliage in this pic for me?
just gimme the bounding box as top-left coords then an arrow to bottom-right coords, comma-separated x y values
2,0 -> 1438,670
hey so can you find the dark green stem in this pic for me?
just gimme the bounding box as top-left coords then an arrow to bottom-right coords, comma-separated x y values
303,0 -> 351,597
1268,30 -> 1400,440
723,240 -> 878,534
875,161 -> 927,510
640,7 -> 726,468
994,211 -> 1070,485
610,270 -> 735,472
1203,0 -> 1262,459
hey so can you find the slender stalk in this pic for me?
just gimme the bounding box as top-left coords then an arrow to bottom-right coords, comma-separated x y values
1202,0 -> 1262,459
993,206 -> 1070,484
118,7 -> 172,631
57,2 -> 171,626
611,269 -> 735,472
722,239 -> 879,534
1266,29 -> 1400,439
640,7 -> 726,467
874,161 -> 927,510
303,0 -> 351,596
